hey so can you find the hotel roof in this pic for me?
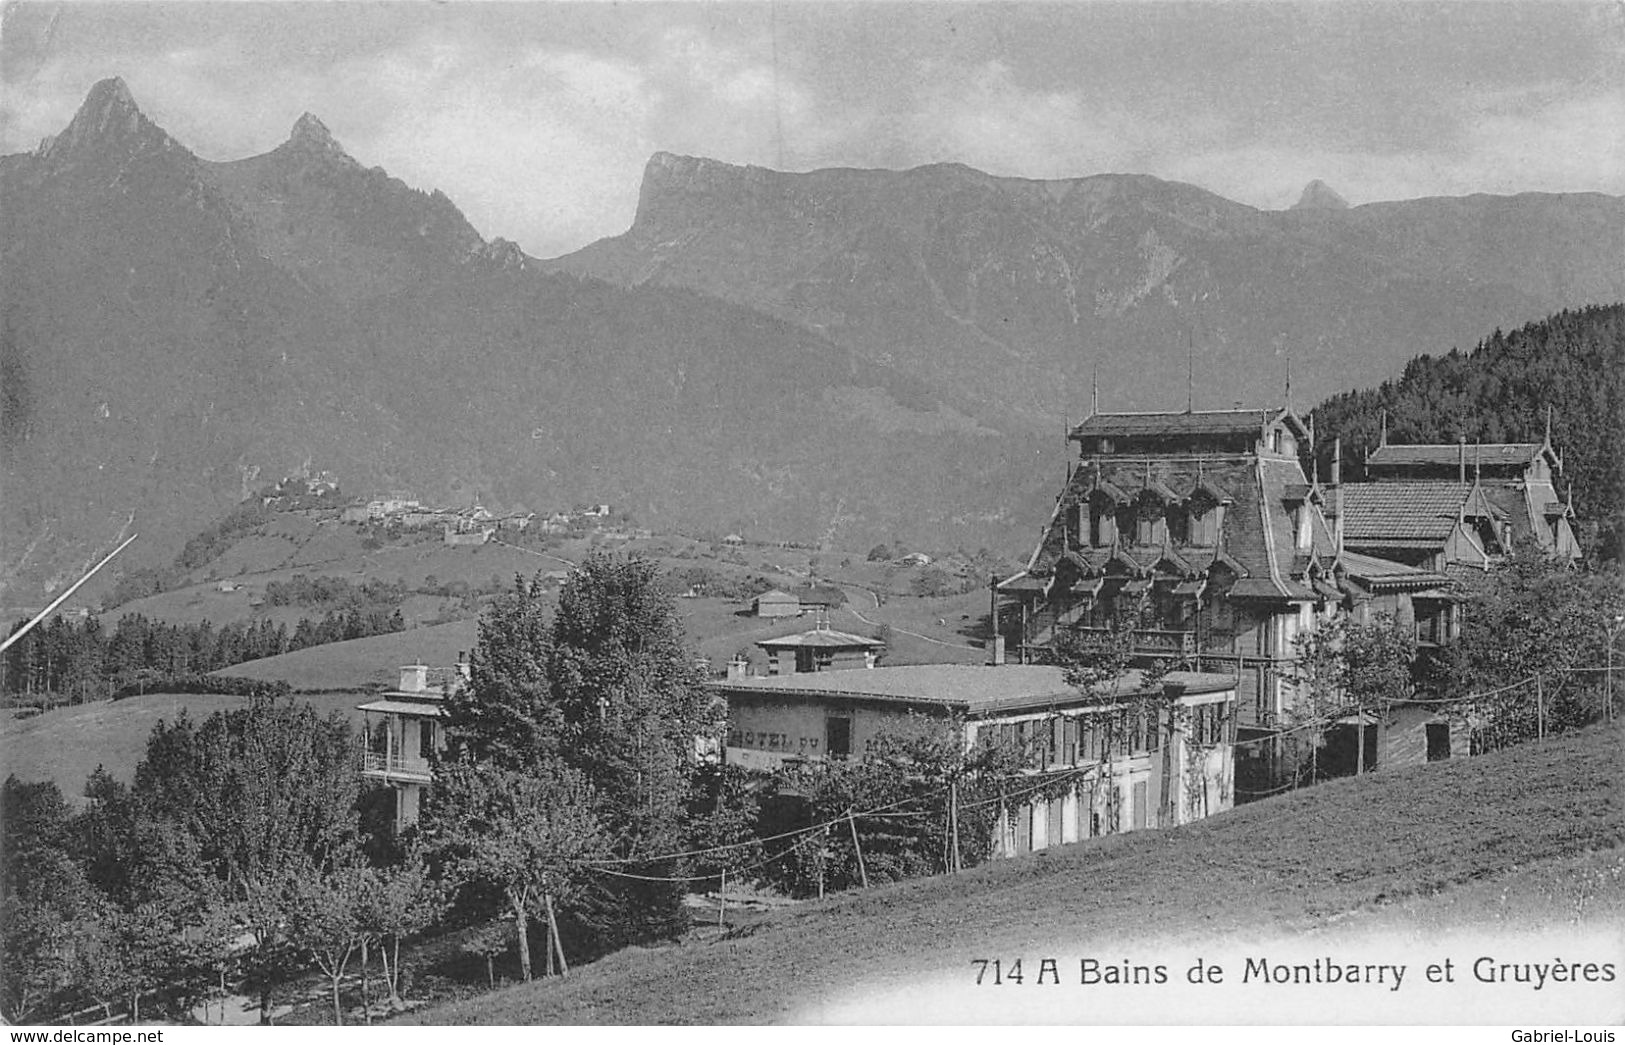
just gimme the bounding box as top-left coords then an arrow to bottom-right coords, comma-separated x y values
709,664 -> 1234,716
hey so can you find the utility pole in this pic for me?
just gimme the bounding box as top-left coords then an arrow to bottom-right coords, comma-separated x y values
847,809 -> 868,888
949,780 -> 963,873
1535,676 -> 1545,740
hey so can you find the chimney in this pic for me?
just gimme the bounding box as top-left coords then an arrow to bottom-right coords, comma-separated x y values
988,572 -> 1006,666
1332,438 -> 1344,556
399,664 -> 428,693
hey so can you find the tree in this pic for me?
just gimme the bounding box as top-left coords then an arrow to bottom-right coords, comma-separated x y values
1288,613 -> 1416,782
546,554 -> 716,947
1041,610 -> 1170,831
358,846 -> 442,1014
443,574 -> 560,768
1,778 -> 94,1022
756,713 -> 1024,897
130,699 -> 361,1023
866,544 -> 892,563
286,856 -> 369,1025
1440,547 -> 1624,748
427,762 -> 606,982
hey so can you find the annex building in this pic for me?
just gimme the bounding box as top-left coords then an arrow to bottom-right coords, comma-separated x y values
709,662 -> 1237,855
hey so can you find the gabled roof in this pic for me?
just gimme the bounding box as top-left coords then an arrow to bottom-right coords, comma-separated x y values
1367,442 -> 1551,469
757,627 -> 883,650
1340,482 -> 1471,543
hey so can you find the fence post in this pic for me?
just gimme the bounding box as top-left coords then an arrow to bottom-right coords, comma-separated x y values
847,809 -> 869,888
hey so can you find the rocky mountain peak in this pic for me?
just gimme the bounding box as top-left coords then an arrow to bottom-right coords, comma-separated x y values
474,237 -> 529,272
283,112 -> 353,162
1291,179 -> 1350,211
39,76 -> 181,164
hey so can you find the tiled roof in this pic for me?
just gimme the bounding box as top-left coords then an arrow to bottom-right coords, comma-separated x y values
709,664 -> 1235,715
1368,443 -> 1544,468
1337,551 -> 1449,589
1340,482 -> 1470,542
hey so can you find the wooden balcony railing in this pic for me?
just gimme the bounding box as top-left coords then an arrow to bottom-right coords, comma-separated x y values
361,751 -> 433,782
1072,626 -> 1197,657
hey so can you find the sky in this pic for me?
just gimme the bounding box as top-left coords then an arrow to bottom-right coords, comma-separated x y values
2,1 -> 1621,259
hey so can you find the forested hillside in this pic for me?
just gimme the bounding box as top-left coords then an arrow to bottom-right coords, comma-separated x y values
1310,304 -> 1624,556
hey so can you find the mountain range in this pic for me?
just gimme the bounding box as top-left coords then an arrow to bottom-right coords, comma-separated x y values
3,78 -> 1621,601
553,152 -> 1623,422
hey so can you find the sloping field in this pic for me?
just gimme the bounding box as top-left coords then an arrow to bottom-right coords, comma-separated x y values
414,724 -> 1624,1025
213,620 -> 480,690
2,690 -> 367,795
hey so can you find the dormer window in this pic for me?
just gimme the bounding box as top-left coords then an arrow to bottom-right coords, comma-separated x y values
1089,502 -> 1115,547
1166,506 -> 1189,544
1133,495 -> 1163,545
1190,505 -> 1219,545
1270,428 -> 1283,453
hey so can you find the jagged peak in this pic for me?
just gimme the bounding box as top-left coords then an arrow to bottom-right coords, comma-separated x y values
284,111 -> 353,161
86,76 -> 138,113
39,76 -> 179,163
475,237 -> 529,272
1291,179 -> 1350,211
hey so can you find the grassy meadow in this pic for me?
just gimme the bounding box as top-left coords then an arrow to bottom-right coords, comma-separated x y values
407,722 -> 1624,1025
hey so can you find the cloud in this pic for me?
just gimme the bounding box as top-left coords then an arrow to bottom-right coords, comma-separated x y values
1161,85 -> 1625,209
2,3 -> 1619,254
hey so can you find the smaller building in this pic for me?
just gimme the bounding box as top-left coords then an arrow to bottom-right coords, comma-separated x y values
709,664 -> 1237,853
359,660 -> 465,831
752,589 -> 801,618
755,623 -> 885,674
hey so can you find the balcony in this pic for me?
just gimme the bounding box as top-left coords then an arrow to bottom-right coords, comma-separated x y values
1073,626 -> 1197,658
361,751 -> 433,785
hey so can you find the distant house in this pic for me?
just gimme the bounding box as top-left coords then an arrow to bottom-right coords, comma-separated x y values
897,552 -> 933,567
215,580 -> 242,593
708,663 -> 1237,854
754,622 -> 884,674
340,502 -> 372,524
722,533 -> 745,546
443,524 -> 492,546
358,660 -> 467,831
752,589 -> 801,618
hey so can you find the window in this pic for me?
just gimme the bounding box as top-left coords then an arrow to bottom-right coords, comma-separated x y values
1166,507 -> 1189,544
1135,511 -> 1157,546
1189,507 -> 1215,545
1089,504 -> 1115,547
1270,428 -> 1283,453
825,716 -> 852,759
1426,722 -> 1451,762
418,720 -> 434,760
1098,438 -> 1115,454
